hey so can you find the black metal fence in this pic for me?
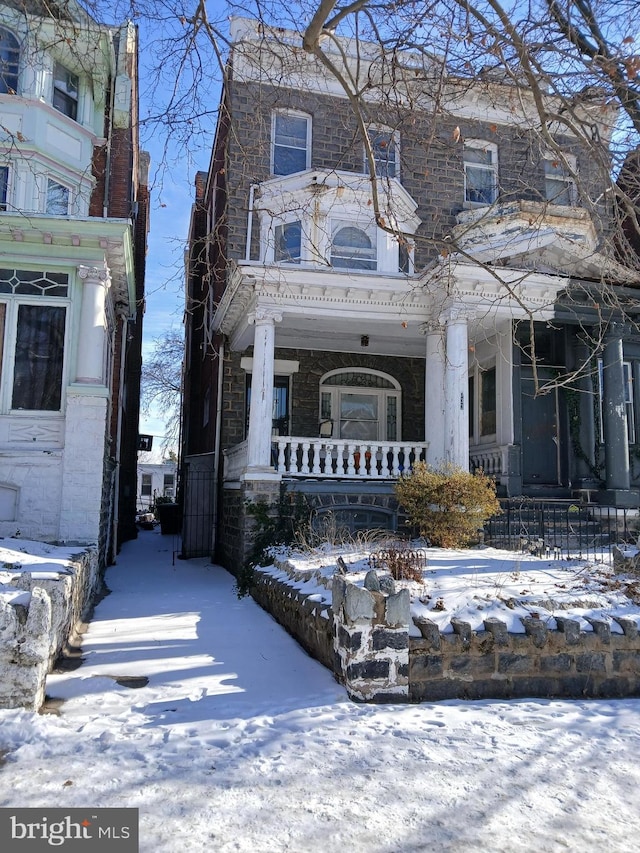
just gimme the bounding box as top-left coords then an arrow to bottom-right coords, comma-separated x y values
484,499 -> 639,561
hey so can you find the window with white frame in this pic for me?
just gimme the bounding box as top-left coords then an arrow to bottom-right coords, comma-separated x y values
0,166 -> 9,211
365,128 -> 399,179
141,473 -> 152,497
544,154 -> 577,206
331,221 -> 377,271
52,62 -> 78,120
320,369 -> 401,441
163,473 -> 175,498
464,140 -> 498,205
46,179 -> 70,215
0,268 -> 69,412
272,111 -> 311,176
274,221 -> 302,263
0,28 -> 19,94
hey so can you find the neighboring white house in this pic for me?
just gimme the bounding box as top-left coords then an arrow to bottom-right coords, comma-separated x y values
0,1 -> 148,564
137,461 -> 177,511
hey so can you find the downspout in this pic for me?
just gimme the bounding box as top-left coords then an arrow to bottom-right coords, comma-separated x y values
211,340 -> 225,557
103,32 -> 117,217
245,185 -> 257,262
112,316 -> 128,561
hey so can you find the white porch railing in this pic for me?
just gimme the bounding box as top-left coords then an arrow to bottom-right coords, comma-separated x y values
273,437 -> 429,479
223,439 -> 248,481
469,444 -> 509,478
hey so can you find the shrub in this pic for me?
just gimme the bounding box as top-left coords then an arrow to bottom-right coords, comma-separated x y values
394,462 -> 501,548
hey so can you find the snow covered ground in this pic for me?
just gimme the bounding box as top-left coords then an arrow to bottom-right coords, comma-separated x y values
1,529 -> 640,852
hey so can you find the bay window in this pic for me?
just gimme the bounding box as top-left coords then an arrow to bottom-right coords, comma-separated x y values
53,62 -> 78,120
331,221 -> 377,271
544,154 -> 577,206
0,166 -> 8,211
46,179 -> 70,215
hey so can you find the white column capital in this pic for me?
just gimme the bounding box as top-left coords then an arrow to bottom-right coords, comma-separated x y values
248,307 -> 283,326
439,304 -> 473,325
77,264 -> 110,285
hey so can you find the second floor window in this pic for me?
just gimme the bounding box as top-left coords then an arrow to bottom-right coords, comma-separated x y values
464,140 -> 498,205
0,28 -> 19,94
272,111 -> 310,175
46,179 -> 70,215
544,155 -> 576,206
53,62 -> 78,120
366,128 -> 398,179
0,166 -> 8,211
275,221 -> 302,263
331,222 -> 377,271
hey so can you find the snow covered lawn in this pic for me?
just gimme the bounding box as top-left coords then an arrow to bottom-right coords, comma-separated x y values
1,530 -> 640,851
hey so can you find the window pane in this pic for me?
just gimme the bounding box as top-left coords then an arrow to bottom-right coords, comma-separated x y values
273,114 -> 308,175
275,221 -> 301,262
465,147 -> 493,165
12,305 -> 65,410
141,474 -> 152,496
331,225 -> 376,271
0,166 -> 8,210
480,367 -> 496,435
368,130 -> 396,178
46,180 -> 69,215
0,28 -> 19,94
466,165 -> 495,204
545,178 -> 572,205
340,393 -> 378,439
386,395 -> 397,441
53,62 -> 78,120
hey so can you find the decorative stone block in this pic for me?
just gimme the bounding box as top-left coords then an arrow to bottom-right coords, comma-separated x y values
585,617 -> 611,643
385,588 -> 410,627
521,616 -> 548,648
483,617 -> 509,646
372,628 -> 409,651
412,616 -> 441,649
343,583 -> 375,622
554,616 -> 581,645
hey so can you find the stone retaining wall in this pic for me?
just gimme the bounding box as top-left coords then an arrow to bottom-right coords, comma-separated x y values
251,560 -> 640,703
0,547 -> 100,710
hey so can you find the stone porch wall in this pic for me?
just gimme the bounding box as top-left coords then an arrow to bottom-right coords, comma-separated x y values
251,560 -> 640,702
0,546 -> 100,710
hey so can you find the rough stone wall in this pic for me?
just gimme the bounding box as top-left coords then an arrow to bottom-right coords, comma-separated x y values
217,479 -> 282,572
251,568 -> 334,670
410,614 -> 640,701
0,546 -> 100,710
333,572 -> 410,702
249,561 -> 640,703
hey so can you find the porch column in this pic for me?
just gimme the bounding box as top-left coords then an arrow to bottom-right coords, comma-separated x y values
246,307 -> 282,473
599,326 -> 638,506
443,308 -> 470,469
424,321 -> 446,466
76,265 -> 110,384
573,338 -> 598,486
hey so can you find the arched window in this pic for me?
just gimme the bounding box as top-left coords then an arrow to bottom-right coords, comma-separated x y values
319,369 -> 401,441
0,28 -> 19,95
331,222 -> 377,271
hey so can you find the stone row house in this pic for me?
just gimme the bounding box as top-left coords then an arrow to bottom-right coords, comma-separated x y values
0,0 -> 148,566
181,17 -> 640,563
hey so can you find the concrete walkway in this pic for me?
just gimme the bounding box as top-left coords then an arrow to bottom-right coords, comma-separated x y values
46,527 -> 344,722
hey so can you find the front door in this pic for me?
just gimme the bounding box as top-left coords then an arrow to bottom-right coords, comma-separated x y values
521,367 -> 562,486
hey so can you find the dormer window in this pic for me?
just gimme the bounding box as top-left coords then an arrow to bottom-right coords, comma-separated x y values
544,154 -> 577,206
365,128 -> 399,179
464,140 -> 498,205
274,221 -> 302,263
53,62 -> 78,120
331,221 -> 376,271
272,111 -> 311,176
0,28 -> 19,94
